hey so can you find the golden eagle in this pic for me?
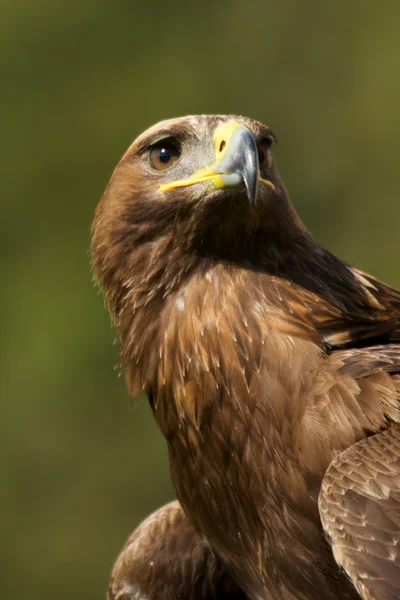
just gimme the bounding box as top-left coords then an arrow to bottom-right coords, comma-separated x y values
93,116 -> 400,600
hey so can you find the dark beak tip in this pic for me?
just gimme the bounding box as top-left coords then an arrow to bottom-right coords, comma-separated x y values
217,127 -> 260,206
237,129 -> 259,206
242,175 -> 257,206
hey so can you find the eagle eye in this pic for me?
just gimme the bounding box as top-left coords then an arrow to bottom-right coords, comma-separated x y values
257,136 -> 274,170
150,139 -> 181,170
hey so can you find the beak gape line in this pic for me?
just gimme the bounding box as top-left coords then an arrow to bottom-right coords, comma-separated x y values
160,123 -> 275,205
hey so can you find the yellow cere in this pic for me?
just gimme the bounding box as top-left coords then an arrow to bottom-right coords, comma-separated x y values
213,121 -> 247,160
215,122 -> 275,191
214,121 -> 275,190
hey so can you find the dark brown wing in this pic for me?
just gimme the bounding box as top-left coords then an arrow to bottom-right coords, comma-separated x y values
319,428 -> 400,600
335,344 -> 400,379
270,265 -> 400,351
108,500 -> 246,600
323,267 -> 400,349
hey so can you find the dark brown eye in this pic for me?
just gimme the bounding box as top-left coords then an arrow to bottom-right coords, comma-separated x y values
150,139 -> 181,170
257,137 -> 274,169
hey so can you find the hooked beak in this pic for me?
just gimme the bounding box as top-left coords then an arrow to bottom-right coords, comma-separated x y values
160,122 -> 275,206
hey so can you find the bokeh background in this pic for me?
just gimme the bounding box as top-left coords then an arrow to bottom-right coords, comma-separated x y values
2,1 -> 400,598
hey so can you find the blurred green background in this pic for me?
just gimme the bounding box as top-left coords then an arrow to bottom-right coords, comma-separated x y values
2,1 -> 400,598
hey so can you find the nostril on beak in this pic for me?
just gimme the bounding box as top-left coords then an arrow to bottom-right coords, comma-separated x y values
219,140 -> 226,153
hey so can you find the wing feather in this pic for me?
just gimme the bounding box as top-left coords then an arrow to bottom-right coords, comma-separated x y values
319,428 -> 400,600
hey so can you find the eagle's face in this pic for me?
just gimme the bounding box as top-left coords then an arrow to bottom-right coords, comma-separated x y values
94,116 -> 291,266
129,114 -> 279,206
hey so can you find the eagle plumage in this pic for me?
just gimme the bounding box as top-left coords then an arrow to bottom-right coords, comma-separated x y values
108,500 -> 245,600
92,115 -> 400,600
